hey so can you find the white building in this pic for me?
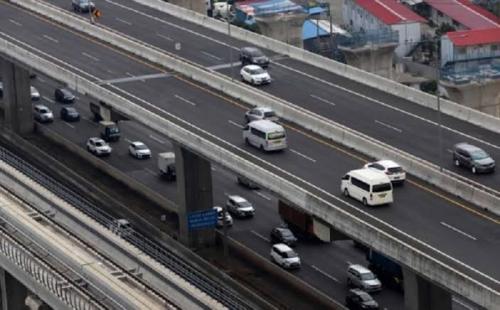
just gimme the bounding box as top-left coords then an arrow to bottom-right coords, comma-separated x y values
343,0 -> 426,57
441,28 -> 500,66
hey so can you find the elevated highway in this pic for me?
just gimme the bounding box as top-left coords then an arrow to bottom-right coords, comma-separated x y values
0,1 -> 499,308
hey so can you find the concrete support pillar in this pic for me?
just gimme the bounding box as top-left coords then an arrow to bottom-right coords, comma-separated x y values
441,79 -> 500,118
25,294 -> 51,310
175,144 -> 215,248
255,12 -> 308,48
0,268 -> 28,310
0,58 -> 33,135
403,267 -> 452,310
339,43 -> 397,78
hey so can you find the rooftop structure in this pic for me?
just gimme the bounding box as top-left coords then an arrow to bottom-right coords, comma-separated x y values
423,0 -> 500,29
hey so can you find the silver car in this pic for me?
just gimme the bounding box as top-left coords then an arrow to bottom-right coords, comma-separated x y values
347,264 -> 382,292
33,105 -> 53,123
245,107 -> 278,123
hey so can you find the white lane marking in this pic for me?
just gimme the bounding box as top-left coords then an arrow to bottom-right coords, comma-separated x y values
208,61 -> 242,71
251,230 -> 270,242
115,18 -> 132,25
43,35 -> 59,43
174,94 -> 196,106
375,120 -> 403,133
145,168 -> 157,176
452,297 -> 476,310
15,32 -> 497,285
228,120 -> 243,128
447,149 -> 453,154
440,222 -> 477,241
82,52 -> 99,62
63,122 -> 75,129
157,33 -> 173,41
42,96 -> 54,104
149,134 -> 166,144
125,72 -> 134,77
311,265 -> 340,283
346,261 -> 353,265
254,190 -> 271,201
290,149 -> 316,163
106,69 -> 114,74
211,167 -> 217,171
310,94 -> 336,107
37,77 -> 46,83
202,51 -> 222,61
125,138 -> 134,144
9,19 -> 22,26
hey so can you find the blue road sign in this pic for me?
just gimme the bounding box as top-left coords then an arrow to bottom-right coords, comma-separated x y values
188,209 -> 218,231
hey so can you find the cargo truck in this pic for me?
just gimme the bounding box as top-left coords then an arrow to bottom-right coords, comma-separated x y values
99,121 -> 120,142
367,248 -> 403,291
158,152 -> 176,181
278,200 -> 331,242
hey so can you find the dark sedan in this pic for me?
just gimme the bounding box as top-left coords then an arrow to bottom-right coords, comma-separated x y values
270,227 -> 298,247
55,88 -> 76,103
60,107 -> 80,122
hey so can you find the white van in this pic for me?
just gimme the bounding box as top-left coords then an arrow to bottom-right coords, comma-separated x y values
341,169 -> 393,206
243,120 -> 287,151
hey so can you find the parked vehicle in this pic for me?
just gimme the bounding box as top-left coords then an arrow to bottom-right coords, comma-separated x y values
99,121 -> 120,142
158,152 -> 176,180
364,160 -> 405,184
240,65 -> 271,86
453,142 -> 495,174
270,227 -> 297,247
60,106 -> 80,122
367,248 -> 403,291
128,141 -> 151,159
239,47 -> 269,67
237,175 -> 260,189
54,87 -> 76,103
33,105 -> 54,123
347,264 -> 382,293
226,195 -> 255,218
270,243 -> 301,270
72,0 -> 95,12
30,86 -> 40,101
278,200 -> 331,242
345,289 -> 379,310
86,137 -> 111,156
243,120 -> 287,152
213,206 -> 233,228
341,169 -> 393,206
245,106 -> 278,123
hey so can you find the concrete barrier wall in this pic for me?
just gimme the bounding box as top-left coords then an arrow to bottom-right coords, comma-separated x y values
0,18 -> 497,309
224,234 -> 346,310
130,0 -> 500,134
16,0 -> 500,216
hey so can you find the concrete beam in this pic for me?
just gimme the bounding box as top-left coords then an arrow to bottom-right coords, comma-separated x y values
441,79 -> 500,118
255,12 -> 308,48
339,43 -> 397,78
0,268 -> 28,310
403,267 -> 452,310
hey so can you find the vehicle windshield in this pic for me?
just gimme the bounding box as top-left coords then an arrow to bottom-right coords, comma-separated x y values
62,89 -> 73,97
284,250 -> 298,258
109,127 -> 119,134
358,292 -> 372,301
249,50 -> 264,57
95,141 -> 105,147
237,201 -> 252,209
135,144 -> 148,150
360,272 -> 376,280
388,167 -> 403,173
66,108 -> 77,113
281,230 -> 294,238
264,111 -> 277,118
372,183 -> 392,193
267,131 -> 285,140
39,108 -> 48,113
249,68 -> 265,75
471,150 -> 489,160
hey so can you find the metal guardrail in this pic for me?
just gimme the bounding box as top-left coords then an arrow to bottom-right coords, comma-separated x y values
0,146 -> 253,310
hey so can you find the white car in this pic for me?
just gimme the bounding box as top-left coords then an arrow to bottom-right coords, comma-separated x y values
33,105 -> 53,123
240,65 -> 271,86
213,206 -> 233,228
245,107 -> 279,123
87,137 -> 112,156
30,86 -> 40,101
226,195 -> 255,218
364,160 -> 406,184
128,141 -> 151,159
270,243 -> 301,270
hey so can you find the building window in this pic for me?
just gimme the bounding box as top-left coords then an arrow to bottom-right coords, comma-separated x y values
492,44 -> 498,51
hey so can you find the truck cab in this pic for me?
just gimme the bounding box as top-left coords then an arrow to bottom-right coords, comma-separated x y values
99,121 -> 120,142
158,152 -> 176,181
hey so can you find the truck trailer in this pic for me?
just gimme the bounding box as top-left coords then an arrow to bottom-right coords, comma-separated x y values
278,200 -> 331,242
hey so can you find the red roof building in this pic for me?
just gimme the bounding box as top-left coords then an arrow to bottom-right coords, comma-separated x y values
446,28 -> 500,46
424,0 -> 500,30
354,0 -> 426,25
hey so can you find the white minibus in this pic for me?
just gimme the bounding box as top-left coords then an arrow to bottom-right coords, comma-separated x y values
341,168 -> 393,206
243,120 -> 287,151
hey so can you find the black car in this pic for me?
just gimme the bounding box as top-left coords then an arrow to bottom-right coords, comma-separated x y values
270,227 -> 297,247
345,289 -> 379,310
237,175 -> 260,189
453,142 -> 495,174
72,0 -> 95,13
55,88 -> 76,103
239,47 -> 269,68
60,107 -> 80,122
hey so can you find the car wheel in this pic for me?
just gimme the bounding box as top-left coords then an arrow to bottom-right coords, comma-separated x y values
343,188 -> 349,197
87,146 -> 91,152
472,166 -> 477,174
245,115 -> 250,123
259,144 -> 264,151
251,79 -> 256,85
362,197 -> 368,206
245,138 -> 250,146
347,278 -> 352,286
240,75 -> 245,82
454,159 -> 460,167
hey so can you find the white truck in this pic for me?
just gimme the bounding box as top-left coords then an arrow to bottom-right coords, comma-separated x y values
158,152 -> 176,181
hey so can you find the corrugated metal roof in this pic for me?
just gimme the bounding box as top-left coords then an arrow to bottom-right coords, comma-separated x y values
447,28 -> 500,46
354,0 -> 426,25
424,0 -> 500,30
303,19 -> 329,40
